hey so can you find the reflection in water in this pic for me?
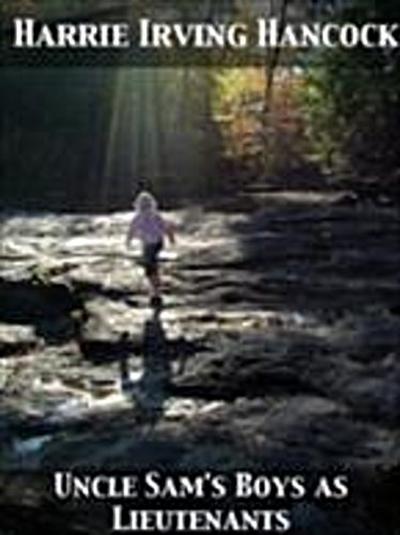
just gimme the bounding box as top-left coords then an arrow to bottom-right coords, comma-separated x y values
13,435 -> 53,457
119,307 -> 171,426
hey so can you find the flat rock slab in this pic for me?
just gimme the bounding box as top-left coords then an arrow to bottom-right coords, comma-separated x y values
0,200 -> 398,476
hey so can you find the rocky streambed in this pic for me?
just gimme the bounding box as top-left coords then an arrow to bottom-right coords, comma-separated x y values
0,191 -> 399,533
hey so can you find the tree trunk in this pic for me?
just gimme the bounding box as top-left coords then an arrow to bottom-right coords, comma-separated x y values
264,0 -> 291,112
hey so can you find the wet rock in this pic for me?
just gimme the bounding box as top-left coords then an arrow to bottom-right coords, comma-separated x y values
0,277 -> 82,324
0,203 -> 398,492
0,325 -> 37,358
339,355 -> 400,427
77,335 -> 140,365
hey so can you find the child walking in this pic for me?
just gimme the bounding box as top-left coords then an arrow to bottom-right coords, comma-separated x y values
126,191 -> 175,306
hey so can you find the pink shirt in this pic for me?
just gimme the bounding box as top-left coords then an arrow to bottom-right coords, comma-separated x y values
128,212 -> 168,244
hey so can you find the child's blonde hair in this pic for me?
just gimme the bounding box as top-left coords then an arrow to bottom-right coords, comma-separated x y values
134,191 -> 157,213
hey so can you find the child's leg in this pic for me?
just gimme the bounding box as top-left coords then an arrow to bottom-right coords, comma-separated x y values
144,242 -> 163,298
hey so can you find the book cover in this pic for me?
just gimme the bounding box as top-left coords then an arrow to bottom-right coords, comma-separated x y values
0,1 -> 399,534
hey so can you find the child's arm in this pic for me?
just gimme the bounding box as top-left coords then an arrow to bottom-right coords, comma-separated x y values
164,220 -> 176,245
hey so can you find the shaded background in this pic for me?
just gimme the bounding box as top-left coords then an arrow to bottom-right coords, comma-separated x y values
1,0 -> 399,211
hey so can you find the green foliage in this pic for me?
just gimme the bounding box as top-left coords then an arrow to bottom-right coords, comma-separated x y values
299,0 -> 400,181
